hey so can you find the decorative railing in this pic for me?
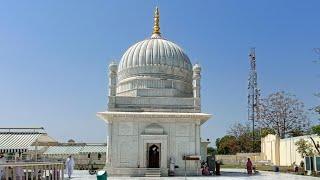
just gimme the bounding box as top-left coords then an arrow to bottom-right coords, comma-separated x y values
0,162 -> 64,180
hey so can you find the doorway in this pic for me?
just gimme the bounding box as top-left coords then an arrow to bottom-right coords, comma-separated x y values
147,144 -> 160,168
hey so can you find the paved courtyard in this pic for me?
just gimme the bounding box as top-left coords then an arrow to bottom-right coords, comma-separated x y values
66,168 -> 319,180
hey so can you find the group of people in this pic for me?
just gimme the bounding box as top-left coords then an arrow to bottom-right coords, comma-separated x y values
0,153 -> 256,178
201,158 -> 255,176
201,160 -> 221,176
201,163 -> 211,175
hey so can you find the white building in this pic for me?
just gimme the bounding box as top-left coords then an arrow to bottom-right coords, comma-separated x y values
261,134 -> 320,166
97,7 -> 211,176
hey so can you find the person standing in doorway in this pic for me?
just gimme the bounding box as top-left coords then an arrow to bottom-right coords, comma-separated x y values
65,155 -> 75,178
246,158 -> 253,175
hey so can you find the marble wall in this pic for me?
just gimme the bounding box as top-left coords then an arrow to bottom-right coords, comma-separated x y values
261,134 -> 320,166
108,117 -> 200,174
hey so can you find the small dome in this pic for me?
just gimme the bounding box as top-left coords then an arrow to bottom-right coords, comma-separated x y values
193,64 -> 201,72
67,139 -> 75,144
109,61 -> 118,72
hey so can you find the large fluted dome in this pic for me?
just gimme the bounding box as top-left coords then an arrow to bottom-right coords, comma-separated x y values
116,8 -> 193,98
118,38 -> 192,73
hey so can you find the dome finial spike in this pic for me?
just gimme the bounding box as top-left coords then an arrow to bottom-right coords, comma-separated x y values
152,6 -> 161,37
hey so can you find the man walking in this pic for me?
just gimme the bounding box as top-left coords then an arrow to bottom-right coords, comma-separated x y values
65,155 -> 75,178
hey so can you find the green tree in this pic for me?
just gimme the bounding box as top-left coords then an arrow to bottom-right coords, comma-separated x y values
260,127 -> 276,137
216,135 -> 239,155
207,147 -> 217,156
288,128 -> 305,137
295,139 -> 315,157
228,122 -> 262,153
215,138 -> 220,151
311,124 -> 320,136
310,125 -> 320,154
315,93 -> 320,119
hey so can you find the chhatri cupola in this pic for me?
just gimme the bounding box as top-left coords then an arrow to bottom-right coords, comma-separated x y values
108,7 -> 202,112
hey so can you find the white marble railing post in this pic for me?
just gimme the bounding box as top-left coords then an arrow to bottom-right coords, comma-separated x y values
5,167 -> 9,180
12,167 -> 16,180
53,164 -> 55,179
1,162 -> 64,179
61,164 -> 64,179
32,167 -> 34,180
55,164 -> 57,180
25,166 -> 29,180
44,165 -> 47,178
35,165 -> 38,180
49,165 -> 52,179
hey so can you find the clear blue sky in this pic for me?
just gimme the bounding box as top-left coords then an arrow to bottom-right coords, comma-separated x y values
0,0 -> 319,145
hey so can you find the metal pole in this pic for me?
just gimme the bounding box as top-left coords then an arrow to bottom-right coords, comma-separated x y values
184,157 -> 186,179
35,139 -> 38,162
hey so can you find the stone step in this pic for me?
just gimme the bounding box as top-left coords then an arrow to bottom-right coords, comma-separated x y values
145,174 -> 161,177
145,175 -> 161,177
145,169 -> 161,177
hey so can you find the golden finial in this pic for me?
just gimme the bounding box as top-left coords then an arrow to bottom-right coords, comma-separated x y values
152,7 -> 161,36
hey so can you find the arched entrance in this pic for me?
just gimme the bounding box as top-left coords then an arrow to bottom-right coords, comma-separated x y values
148,144 -> 160,168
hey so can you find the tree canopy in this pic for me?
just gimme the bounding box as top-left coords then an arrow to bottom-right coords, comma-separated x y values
315,93 -> 320,120
311,125 -> 320,136
258,91 -> 310,138
215,135 -> 239,155
295,139 -> 315,157
216,122 -> 269,154
207,147 -> 217,156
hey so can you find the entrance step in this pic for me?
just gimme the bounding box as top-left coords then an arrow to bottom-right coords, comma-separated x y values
145,169 -> 161,177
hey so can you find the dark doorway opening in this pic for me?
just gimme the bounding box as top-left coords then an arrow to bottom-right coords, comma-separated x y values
148,144 -> 160,168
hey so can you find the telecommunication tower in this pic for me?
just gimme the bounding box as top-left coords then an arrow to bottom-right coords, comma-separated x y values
314,48 -> 320,63
248,48 -> 260,152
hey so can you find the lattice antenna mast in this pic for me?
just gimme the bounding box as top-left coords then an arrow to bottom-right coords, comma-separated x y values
248,48 -> 260,152
313,48 -> 320,78
314,48 -> 320,63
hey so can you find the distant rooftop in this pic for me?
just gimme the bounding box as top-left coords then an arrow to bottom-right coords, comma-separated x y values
0,127 -> 57,153
0,127 -> 46,134
43,144 -> 107,155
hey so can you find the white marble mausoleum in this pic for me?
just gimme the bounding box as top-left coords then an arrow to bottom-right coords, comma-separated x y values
97,7 -> 211,176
